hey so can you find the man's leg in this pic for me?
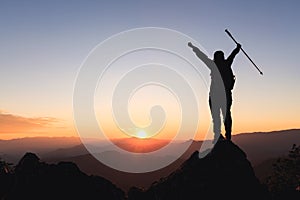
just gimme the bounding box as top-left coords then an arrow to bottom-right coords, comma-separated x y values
222,92 -> 233,140
209,97 -> 222,141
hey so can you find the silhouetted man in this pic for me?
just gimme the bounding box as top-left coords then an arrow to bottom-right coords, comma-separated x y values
188,42 -> 241,142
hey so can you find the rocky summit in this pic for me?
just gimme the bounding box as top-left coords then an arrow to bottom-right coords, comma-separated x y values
128,140 -> 270,200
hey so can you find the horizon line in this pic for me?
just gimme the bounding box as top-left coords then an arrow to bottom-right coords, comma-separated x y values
0,128 -> 299,141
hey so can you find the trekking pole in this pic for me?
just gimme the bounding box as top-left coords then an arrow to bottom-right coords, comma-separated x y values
225,29 -> 263,75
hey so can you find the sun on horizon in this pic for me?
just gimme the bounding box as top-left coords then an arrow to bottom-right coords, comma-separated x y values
136,130 -> 148,139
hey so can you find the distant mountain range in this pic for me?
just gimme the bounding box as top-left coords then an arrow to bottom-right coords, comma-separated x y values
232,129 -> 300,165
0,137 -> 81,163
0,129 -> 299,191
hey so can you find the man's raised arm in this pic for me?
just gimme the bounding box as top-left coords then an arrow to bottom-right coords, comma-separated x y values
188,42 -> 212,68
227,43 -> 241,65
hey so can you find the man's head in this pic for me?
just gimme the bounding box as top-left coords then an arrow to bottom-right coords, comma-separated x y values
213,51 -> 224,63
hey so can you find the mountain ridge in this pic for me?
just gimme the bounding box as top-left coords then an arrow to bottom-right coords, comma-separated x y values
0,140 -> 271,199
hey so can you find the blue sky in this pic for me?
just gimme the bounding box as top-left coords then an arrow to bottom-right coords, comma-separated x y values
0,0 -> 299,138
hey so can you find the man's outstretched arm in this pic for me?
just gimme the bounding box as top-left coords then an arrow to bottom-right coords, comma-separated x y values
227,43 -> 241,65
188,42 -> 212,68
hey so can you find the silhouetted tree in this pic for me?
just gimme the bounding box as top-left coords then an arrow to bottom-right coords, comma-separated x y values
266,144 -> 300,199
0,158 -> 14,199
0,158 -> 13,174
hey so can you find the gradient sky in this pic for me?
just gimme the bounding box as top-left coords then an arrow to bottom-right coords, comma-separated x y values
0,0 -> 299,140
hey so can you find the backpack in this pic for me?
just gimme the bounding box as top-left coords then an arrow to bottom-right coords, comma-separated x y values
220,67 -> 236,91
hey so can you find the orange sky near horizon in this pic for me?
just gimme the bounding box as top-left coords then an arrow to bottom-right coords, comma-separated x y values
0,108 -> 299,141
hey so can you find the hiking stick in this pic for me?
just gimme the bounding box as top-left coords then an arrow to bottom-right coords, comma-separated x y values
225,29 -> 263,75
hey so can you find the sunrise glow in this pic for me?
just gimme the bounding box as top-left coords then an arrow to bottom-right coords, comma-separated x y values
136,130 -> 148,139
